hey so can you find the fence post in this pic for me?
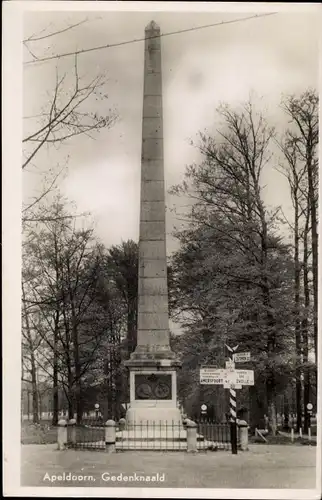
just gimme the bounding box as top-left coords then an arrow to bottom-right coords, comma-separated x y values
57,419 -> 67,450
237,419 -> 249,451
68,418 -> 76,446
119,418 -> 126,431
186,419 -> 197,453
105,419 -> 116,453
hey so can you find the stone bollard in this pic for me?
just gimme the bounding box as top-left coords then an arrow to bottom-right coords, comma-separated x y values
238,419 -> 249,451
118,418 -> 126,431
186,419 -> 198,453
105,420 -> 116,453
68,418 -> 77,446
57,419 -> 67,450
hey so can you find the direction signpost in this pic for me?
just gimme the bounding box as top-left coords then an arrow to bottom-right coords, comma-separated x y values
200,345 -> 254,455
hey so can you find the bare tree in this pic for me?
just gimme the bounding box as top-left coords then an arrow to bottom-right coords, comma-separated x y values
277,90 -> 318,430
281,91 -> 318,364
23,19 -> 117,221
22,281 -> 40,423
171,99 -> 295,435
277,134 -> 308,432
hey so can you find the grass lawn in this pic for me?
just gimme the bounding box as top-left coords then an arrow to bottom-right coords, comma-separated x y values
21,421 -> 57,445
249,433 -> 317,446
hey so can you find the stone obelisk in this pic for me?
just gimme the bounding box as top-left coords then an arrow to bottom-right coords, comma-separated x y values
125,20 -> 181,426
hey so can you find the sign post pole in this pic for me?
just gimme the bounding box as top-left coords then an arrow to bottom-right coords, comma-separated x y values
225,344 -> 239,455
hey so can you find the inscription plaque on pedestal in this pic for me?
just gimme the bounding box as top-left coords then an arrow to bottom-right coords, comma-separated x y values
135,374 -> 172,400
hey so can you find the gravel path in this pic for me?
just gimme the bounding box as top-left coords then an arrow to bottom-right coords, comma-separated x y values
20,444 -> 317,490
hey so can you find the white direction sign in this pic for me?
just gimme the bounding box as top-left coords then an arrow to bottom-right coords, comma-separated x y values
233,352 -> 251,363
201,404 -> 207,411
200,368 -> 231,385
307,403 -> 313,410
200,368 -> 254,386
234,369 -> 254,386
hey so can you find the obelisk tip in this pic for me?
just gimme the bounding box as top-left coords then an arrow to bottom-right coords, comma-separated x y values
145,20 -> 160,31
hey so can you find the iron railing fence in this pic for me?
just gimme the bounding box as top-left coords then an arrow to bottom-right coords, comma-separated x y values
196,420 -> 231,451
80,416 -> 106,427
67,418 -> 233,452
68,417 -> 106,451
117,421 -> 187,452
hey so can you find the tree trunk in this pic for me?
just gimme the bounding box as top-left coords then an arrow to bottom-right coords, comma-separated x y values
52,351 -> 59,425
68,395 -> 74,420
303,115 -> 318,369
27,390 -> 31,420
283,398 -> 290,431
302,205 -> 311,434
249,385 -> 266,432
72,320 -> 82,424
66,253 -> 82,424
65,338 -> 74,420
52,311 -> 59,426
259,211 -> 277,436
307,157 -> 318,368
267,380 -> 277,436
38,386 -> 42,420
30,358 -> 39,423
22,283 -> 39,424
52,231 -> 60,426
294,194 -> 302,432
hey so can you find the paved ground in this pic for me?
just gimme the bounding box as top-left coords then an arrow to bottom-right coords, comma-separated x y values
20,444 -> 317,489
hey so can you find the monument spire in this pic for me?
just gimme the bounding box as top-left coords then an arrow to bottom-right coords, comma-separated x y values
130,19 -> 175,362
125,20 -> 181,426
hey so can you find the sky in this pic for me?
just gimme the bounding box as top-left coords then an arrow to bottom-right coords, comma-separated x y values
23,5 -> 320,253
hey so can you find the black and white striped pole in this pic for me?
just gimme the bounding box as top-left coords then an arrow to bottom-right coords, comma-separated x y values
225,344 -> 239,454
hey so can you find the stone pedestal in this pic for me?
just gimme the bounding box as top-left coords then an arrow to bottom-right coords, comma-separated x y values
125,363 -> 181,426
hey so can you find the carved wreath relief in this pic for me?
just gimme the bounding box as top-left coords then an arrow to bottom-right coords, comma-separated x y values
135,374 -> 172,400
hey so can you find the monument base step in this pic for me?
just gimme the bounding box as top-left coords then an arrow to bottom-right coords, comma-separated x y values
125,407 -> 182,426
116,429 -> 187,440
